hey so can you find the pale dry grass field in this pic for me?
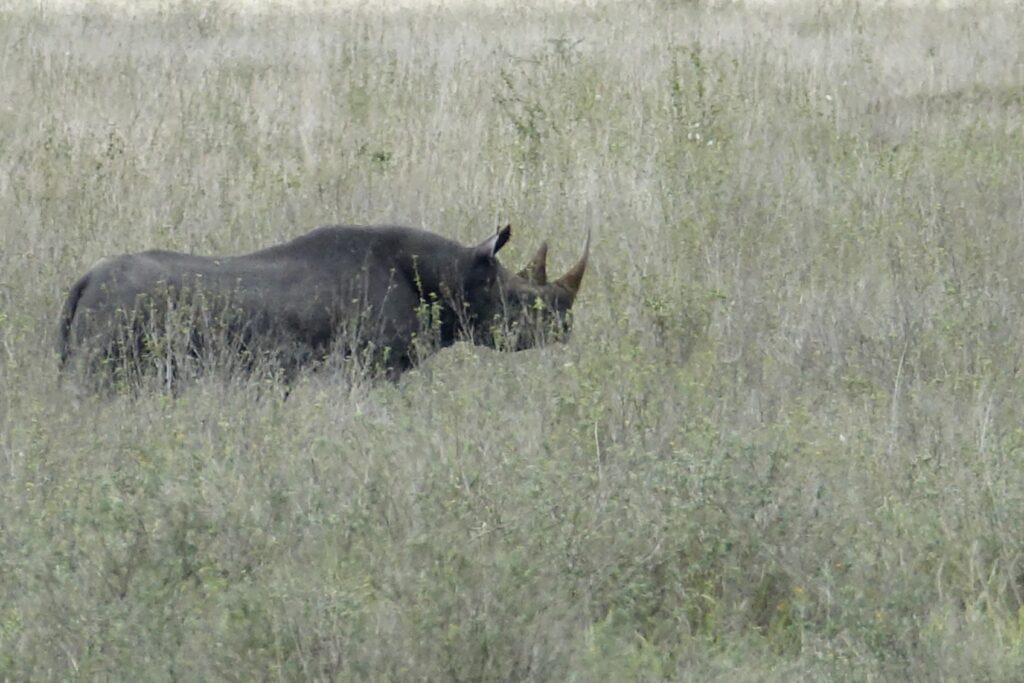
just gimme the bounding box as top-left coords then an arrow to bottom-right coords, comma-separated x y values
2,0 -> 1024,679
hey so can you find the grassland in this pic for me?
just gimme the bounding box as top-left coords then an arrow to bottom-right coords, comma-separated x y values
2,0 -> 1024,679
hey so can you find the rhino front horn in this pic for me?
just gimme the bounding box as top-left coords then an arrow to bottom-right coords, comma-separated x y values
554,228 -> 590,299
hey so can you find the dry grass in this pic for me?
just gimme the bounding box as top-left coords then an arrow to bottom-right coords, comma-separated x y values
2,0 -> 1024,679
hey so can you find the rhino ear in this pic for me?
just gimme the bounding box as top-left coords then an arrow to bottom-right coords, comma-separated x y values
517,241 -> 548,285
474,223 -> 512,261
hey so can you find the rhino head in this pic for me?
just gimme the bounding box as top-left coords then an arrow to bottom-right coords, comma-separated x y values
461,224 -> 590,351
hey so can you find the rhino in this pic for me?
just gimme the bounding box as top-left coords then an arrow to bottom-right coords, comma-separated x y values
58,223 -> 588,390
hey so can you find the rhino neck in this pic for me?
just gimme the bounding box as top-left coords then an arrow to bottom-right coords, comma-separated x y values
383,231 -> 473,347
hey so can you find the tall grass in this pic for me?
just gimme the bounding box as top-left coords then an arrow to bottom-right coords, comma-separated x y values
2,0 -> 1024,679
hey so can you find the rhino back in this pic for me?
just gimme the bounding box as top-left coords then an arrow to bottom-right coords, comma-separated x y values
67,233 -> 425,364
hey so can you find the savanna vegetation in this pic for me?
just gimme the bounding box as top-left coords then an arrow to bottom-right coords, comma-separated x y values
2,0 -> 1024,679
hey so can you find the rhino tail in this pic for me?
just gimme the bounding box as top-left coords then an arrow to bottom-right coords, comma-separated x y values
58,272 -> 91,370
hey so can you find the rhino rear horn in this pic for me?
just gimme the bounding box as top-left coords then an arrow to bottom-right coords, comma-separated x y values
554,228 -> 590,299
517,242 -> 548,285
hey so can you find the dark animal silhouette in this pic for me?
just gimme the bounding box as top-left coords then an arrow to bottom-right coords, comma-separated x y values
58,223 -> 588,390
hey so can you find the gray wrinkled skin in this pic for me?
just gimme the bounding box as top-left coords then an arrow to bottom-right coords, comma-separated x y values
58,224 -> 588,390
